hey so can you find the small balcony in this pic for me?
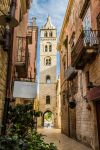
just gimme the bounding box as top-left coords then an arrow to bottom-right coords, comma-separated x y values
64,65 -> 77,81
71,30 -> 99,69
15,36 -> 29,78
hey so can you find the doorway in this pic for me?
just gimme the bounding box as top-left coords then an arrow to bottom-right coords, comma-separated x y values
43,111 -> 54,128
96,101 -> 100,148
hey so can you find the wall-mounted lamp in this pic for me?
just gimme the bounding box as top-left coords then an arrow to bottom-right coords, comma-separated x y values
87,81 -> 100,89
68,98 -> 76,109
0,13 -> 18,28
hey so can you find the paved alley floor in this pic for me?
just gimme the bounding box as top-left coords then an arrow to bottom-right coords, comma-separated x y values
38,128 -> 92,150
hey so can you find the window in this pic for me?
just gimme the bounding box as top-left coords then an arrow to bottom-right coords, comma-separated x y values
49,45 -> 52,52
46,75 -> 51,83
45,45 -> 48,52
46,95 -> 50,104
45,57 -> 51,66
69,32 -> 75,51
44,31 -> 48,37
49,31 -> 52,37
63,61 -> 66,77
27,36 -> 32,44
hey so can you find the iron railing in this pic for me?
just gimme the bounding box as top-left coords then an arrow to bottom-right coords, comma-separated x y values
71,30 -> 99,66
16,36 -> 28,63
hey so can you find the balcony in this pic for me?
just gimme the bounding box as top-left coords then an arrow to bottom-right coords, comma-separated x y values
71,30 -> 99,69
15,36 -> 29,78
65,65 -> 77,81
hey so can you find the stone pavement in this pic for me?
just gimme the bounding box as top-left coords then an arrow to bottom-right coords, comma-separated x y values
38,128 -> 92,150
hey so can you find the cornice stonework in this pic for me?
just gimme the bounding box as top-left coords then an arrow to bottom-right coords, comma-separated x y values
58,0 -> 74,50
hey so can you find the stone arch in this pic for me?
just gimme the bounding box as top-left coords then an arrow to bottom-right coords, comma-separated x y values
46,75 -> 51,83
42,110 -> 54,127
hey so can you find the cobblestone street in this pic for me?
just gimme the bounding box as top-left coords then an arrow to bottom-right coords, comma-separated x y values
38,128 -> 92,150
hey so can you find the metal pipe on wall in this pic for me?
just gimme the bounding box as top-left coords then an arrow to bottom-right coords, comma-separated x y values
1,0 -> 17,135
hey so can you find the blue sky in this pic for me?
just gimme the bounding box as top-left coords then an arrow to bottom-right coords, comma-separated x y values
29,0 -> 68,80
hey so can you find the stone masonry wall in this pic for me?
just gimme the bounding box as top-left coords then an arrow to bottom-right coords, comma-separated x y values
0,49 -> 7,132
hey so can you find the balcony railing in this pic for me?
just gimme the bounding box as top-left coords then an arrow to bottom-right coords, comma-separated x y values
16,37 -> 27,62
65,65 -> 77,81
71,30 -> 99,69
15,36 -> 29,78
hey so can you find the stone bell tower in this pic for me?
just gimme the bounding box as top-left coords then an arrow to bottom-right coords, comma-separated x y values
39,16 -> 58,127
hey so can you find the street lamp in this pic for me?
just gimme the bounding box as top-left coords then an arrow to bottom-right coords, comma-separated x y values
87,81 -> 100,89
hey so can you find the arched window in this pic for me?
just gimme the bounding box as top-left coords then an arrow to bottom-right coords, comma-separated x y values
44,31 -> 48,37
45,57 -> 51,66
49,45 -> 52,52
45,45 -> 48,52
49,31 -> 52,37
46,95 -> 50,104
46,75 -> 51,83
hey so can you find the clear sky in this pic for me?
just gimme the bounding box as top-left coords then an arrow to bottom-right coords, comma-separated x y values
29,0 -> 68,80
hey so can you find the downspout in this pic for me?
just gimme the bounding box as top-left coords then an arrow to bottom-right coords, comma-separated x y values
1,0 -> 17,135
66,35 -> 70,137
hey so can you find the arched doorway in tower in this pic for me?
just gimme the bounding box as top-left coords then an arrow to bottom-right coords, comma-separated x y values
43,110 -> 54,128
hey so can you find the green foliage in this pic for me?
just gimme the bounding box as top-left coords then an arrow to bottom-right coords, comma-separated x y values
34,111 -> 41,117
0,131 -> 57,150
8,104 -> 34,137
0,104 -> 57,150
44,112 -> 52,121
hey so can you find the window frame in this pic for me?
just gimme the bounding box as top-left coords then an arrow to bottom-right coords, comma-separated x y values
46,95 -> 50,104
45,45 -> 48,52
45,56 -> 51,66
46,75 -> 51,84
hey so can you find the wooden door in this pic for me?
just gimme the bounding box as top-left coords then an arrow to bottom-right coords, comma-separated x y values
69,108 -> 76,139
96,101 -> 100,148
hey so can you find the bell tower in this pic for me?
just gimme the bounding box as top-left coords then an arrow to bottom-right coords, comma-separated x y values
39,16 -> 58,127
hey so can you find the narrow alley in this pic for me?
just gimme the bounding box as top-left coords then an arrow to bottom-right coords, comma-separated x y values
0,0 -> 100,150
38,128 -> 92,150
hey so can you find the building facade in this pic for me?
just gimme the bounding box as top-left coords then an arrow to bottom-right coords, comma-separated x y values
58,0 -> 100,149
56,76 -> 61,128
0,0 -> 32,133
39,16 -> 58,127
27,17 -> 38,82
15,17 -> 38,105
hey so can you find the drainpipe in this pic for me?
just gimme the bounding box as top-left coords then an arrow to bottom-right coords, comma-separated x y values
1,0 -> 17,135
66,35 -> 70,137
